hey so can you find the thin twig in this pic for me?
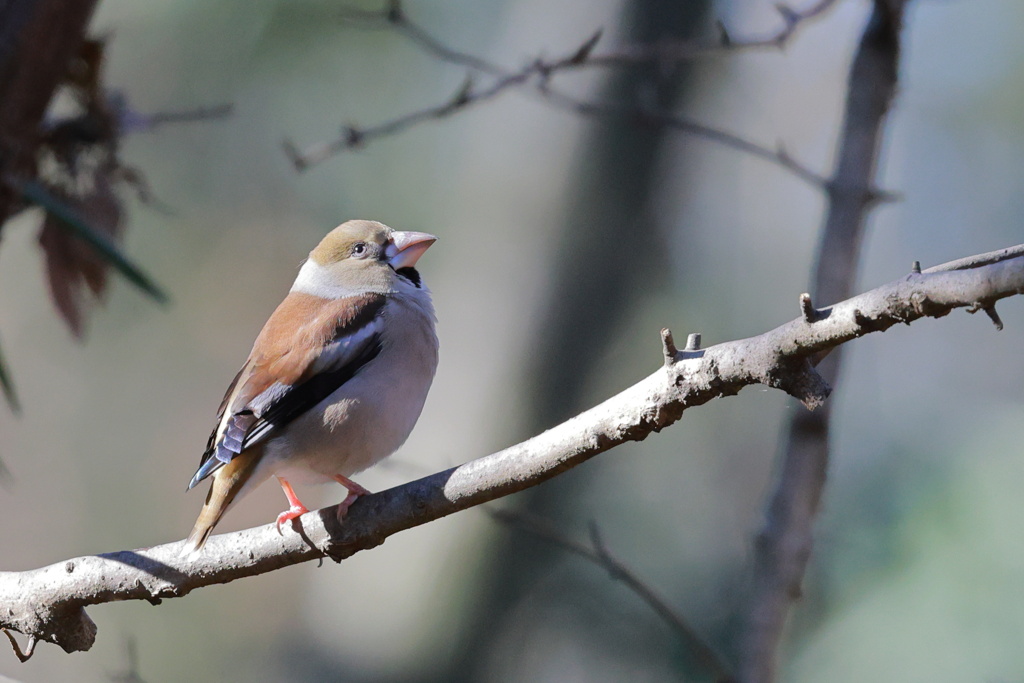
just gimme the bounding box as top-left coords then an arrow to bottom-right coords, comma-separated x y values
285,67 -> 538,170
109,636 -> 147,683
584,0 -> 840,66
287,1 -> 844,186
344,0 -> 840,68
0,333 -> 19,414
536,87 -> 832,188
490,509 -> 735,683
135,103 -> 233,130
2,630 -> 36,663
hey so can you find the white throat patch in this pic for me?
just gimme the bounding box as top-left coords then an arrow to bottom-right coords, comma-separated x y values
290,260 -> 361,299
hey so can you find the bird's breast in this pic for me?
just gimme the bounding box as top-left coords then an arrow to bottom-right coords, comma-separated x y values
262,293 -> 438,483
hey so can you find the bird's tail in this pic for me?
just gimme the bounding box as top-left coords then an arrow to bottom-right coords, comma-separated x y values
183,451 -> 260,555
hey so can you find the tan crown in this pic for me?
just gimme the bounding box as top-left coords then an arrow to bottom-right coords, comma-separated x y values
309,220 -> 391,265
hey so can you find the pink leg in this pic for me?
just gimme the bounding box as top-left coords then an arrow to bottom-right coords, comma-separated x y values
333,474 -> 371,521
275,477 -> 310,533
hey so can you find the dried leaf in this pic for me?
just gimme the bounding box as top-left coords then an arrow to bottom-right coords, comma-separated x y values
36,177 -> 123,336
39,209 -> 86,338
19,178 -> 166,338
77,175 -> 123,297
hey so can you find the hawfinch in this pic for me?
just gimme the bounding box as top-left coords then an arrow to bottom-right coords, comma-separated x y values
184,220 -> 438,553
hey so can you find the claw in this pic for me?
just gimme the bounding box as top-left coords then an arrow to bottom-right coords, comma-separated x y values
275,504 -> 309,534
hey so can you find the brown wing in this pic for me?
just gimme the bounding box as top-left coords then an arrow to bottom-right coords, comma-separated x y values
187,291 -> 386,489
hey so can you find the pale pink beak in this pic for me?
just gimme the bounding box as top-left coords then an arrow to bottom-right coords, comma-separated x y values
387,231 -> 437,269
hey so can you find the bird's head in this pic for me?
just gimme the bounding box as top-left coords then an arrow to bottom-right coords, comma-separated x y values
295,219 -> 437,298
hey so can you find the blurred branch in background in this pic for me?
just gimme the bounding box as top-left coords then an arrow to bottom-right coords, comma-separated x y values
283,0 -> 842,190
740,2 -> 907,681
489,508 -> 735,683
1,244 -> 1021,659
450,1 -> 711,678
109,637 -> 147,683
0,336 -> 19,416
118,102 -> 233,133
341,0 -> 840,68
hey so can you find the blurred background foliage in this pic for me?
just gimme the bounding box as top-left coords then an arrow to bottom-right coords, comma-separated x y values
1,0 -> 1023,681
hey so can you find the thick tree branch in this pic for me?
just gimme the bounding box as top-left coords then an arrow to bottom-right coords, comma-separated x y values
739,2 -> 907,680
1,245 -> 1022,659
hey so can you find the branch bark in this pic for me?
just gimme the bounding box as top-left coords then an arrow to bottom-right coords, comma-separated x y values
2,245 -> 1022,658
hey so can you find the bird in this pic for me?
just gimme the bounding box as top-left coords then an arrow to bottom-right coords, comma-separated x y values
183,219 -> 438,554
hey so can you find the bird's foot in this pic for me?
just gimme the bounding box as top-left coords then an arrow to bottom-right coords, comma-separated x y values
333,474 -> 371,522
275,504 -> 310,534
275,477 -> 310,533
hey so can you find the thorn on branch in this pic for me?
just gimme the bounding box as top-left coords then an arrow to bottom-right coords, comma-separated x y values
385,0 -> 404,23
716,20 -> 732,47
533,57 -> 553,83
775,4 -> 801,30
586,520 -> 620,579
281,139 -> 307,172
685,333 -> 702,351
868,186 -> 902,205
344,125 -> 364,148
451,75 -> 474,107
3,629 -> 37,662
568,29 -> 603,65
799,292 -> 817,323
776,141 -> 790,164
661,328 -> 679,364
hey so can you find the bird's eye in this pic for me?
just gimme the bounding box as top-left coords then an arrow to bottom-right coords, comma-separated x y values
351,242 -> 367,257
